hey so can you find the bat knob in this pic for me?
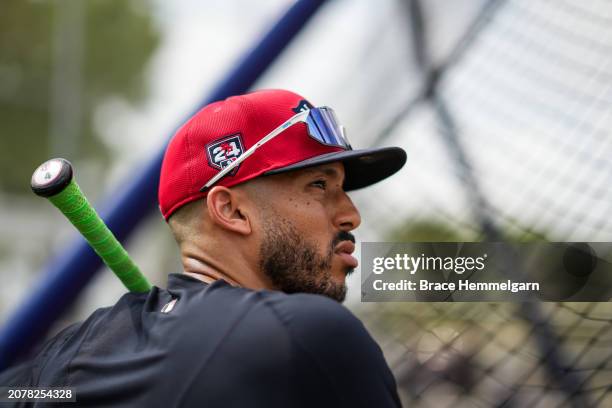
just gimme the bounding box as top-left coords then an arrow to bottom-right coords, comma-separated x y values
31,158 -> 74,197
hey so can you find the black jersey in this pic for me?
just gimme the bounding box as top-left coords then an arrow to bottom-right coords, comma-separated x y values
0,273 -> 401,407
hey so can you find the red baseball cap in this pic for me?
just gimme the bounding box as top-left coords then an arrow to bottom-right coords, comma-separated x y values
159,89 -> 406,220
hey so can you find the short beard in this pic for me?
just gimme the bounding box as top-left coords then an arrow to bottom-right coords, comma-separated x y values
259,216 -> 351,302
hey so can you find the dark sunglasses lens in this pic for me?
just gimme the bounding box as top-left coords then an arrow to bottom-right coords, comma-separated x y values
305,108 -> 350,149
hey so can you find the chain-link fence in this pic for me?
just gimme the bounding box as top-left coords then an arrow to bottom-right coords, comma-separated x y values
357,302 -> 612,407
351,0 -> 612,406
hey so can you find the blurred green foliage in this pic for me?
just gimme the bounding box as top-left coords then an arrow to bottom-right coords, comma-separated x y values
0,0 -> 159,194
388,220 -> 467,242
388,219 -> 550,242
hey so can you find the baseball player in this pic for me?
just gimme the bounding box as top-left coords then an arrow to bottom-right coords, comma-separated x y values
0,89 -> 406,407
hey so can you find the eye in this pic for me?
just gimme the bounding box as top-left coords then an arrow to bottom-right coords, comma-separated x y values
311,179 -> 327,190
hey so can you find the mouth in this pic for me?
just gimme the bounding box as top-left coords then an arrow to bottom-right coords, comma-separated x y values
334,241 -> 358,269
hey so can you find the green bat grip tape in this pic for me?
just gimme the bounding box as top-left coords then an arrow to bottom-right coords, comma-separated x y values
48,180 -> 152,293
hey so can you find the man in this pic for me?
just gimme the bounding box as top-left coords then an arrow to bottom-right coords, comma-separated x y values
0,89 -> 406,407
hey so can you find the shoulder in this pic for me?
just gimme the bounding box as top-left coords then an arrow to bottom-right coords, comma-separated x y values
195,288 -> 371,354
260,291 -> 365,338
258,292 -> 379,359
256,292 -> 401,406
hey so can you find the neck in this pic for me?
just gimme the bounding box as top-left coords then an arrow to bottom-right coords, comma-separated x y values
182,257 -> 240,286
180,246 -> 272,290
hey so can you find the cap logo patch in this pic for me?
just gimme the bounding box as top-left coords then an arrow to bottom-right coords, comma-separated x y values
206,133 -> 245,175
292,99 -> 314,113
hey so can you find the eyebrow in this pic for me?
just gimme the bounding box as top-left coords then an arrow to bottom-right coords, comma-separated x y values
302,166 -> 344,182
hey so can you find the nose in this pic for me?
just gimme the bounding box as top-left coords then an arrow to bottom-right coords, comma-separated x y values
335,191 -> 361,231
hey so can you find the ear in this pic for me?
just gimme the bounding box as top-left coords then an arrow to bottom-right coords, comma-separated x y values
205,186 -> 252,235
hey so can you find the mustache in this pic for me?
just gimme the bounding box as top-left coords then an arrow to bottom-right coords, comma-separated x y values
332,231 -> 356,247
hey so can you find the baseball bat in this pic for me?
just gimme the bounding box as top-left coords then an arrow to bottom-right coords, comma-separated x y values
30,158 -> 152,293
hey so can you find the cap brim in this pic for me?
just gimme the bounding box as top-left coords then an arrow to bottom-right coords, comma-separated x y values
264,146 -> 406,191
